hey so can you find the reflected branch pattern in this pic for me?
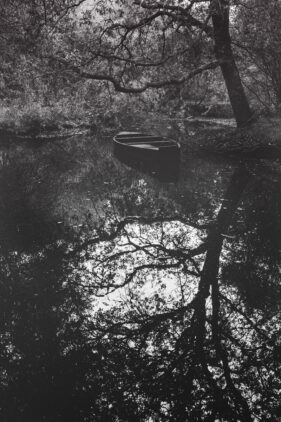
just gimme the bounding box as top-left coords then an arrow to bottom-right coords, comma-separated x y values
1,162 -> 281,421
73,164 -> 281,421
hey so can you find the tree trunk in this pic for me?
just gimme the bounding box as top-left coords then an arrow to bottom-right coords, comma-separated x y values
211,0 -> 253,127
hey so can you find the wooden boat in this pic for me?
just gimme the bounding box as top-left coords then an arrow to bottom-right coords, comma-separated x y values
113,131 -> 180,162
113,131 -> 180,182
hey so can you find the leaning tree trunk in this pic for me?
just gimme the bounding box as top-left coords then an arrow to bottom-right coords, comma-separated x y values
211,0 -> 253,127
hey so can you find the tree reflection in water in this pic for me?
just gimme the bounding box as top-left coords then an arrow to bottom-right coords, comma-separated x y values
0,159 -> 281,421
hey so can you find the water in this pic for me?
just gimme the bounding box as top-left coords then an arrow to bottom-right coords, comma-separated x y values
0,126 -> 281,420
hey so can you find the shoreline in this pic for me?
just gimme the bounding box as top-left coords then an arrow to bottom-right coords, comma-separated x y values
1,111 -> 281,159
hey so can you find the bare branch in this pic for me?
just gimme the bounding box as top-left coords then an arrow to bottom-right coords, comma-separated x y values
48,55 -> 223,93
133,0 -> 213,36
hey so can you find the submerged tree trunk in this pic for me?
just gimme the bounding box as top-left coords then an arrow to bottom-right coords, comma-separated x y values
211,0 -> 253,127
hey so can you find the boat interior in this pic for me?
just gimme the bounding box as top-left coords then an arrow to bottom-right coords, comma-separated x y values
116,136 -> 162,143
115,133 -> 178,148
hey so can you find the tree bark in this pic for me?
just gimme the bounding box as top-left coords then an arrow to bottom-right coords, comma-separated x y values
211,0 -> 253,127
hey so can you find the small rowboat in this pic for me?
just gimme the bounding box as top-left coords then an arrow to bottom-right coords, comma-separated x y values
113,131 -> 180,161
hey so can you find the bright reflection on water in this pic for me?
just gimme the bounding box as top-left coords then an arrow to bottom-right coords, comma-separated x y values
83,218 -> 205,309
1,127 -> 281,421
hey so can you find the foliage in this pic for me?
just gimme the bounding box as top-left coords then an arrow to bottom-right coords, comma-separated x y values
235,0 -> 281,107
2,3 -> 281,420
4,0 -> 281,129
0,0 -> 256,129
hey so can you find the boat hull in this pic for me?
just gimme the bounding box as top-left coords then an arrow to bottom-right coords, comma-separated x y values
113,132 -> 180,181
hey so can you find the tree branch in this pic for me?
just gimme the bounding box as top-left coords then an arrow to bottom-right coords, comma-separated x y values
48,55 -> 223,93
133,0 -> 213,36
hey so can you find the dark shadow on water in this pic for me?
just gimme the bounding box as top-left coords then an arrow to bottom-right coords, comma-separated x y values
114,151 -> 180,182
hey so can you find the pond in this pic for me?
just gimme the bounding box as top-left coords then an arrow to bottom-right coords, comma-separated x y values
0,120 -> 281,421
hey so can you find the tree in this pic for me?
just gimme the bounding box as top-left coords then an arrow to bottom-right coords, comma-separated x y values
0,0 -> 89,102
210,0 -> 252,124
43,0 -> 254,127
235,0 -> 281,107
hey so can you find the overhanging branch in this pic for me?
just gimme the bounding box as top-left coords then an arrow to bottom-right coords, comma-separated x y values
133,0 -> 213,37
48,56 -> 223,93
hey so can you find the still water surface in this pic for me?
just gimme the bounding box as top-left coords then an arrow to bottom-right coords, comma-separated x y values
0,123 -> 281,420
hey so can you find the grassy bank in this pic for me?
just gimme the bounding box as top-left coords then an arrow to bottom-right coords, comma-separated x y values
1,100 -> 281,160
0,102 -> 93,136
0,94 -> 152,138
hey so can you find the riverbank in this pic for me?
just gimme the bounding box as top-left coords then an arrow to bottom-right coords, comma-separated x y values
132,112 -> 281,159
193,117 -> 281,158
0,103 -> 94,137
1,104 -> 281,159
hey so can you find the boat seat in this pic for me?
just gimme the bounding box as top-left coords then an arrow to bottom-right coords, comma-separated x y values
117,136 -> 163,143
